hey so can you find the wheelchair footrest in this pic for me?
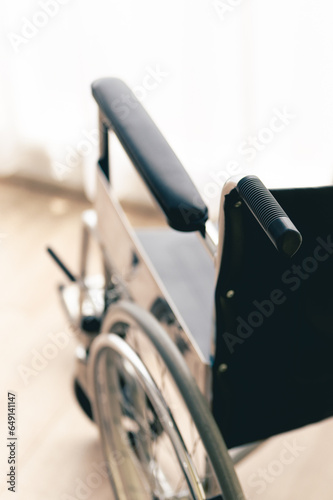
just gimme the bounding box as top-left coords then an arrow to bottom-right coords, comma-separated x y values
58,274 -> 105,331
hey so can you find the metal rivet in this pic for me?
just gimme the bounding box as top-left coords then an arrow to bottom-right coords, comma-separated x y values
234,201 -> 242,208
226,290 -> 235,299
218,363 -> 228,373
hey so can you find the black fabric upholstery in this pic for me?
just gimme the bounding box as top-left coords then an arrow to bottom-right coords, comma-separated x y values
213,186 -> 333,448
136,228 -> 215,362
92,78 -> 208,232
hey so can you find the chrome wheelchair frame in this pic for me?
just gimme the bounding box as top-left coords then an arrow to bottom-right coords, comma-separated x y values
59,160 -> 245,500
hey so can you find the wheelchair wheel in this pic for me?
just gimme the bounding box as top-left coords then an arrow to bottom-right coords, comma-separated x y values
88,301 -> 245,500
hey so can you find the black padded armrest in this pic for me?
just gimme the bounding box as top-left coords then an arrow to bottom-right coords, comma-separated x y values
92,78 -> 208,232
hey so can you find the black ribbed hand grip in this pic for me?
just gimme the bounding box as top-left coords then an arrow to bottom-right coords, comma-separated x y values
237,176 -> 302,257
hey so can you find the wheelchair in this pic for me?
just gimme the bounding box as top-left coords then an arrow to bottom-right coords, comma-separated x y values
49,77 -> 333,500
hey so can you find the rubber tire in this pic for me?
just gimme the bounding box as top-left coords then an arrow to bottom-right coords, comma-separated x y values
100,301 -> 245,500
74,378 -> 94,421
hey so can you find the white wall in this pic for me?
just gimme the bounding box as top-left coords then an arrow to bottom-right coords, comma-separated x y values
1,0 -> 333,218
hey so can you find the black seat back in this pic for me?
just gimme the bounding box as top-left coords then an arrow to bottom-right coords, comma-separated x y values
213,185 -> 333,448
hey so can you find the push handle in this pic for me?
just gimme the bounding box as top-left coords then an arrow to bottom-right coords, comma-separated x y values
236,175 -> 302,257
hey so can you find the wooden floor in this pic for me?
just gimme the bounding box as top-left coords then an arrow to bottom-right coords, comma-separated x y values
0,179 -> 332,499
